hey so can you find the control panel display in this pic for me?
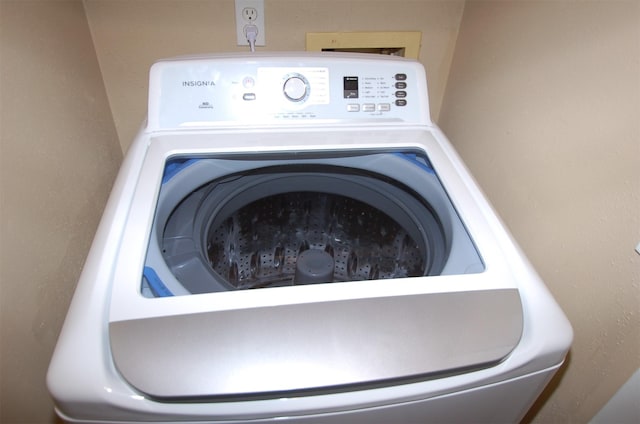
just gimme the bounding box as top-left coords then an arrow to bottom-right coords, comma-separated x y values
343,76 -> 358,99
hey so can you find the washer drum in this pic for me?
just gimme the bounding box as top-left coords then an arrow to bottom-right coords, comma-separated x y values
143,152 -> 483,296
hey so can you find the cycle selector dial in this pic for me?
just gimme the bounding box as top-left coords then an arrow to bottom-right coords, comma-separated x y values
283,74 -> 309,102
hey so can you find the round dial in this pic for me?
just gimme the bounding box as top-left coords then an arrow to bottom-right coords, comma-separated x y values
283,74 -> 309,102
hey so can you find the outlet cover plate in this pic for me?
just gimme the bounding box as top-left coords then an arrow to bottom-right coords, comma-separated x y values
235,0 -> 265,46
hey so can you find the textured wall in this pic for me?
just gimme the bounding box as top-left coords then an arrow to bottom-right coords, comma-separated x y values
438,1 -> 640,422
83,0 -> 465,152
0,1 -> 122,422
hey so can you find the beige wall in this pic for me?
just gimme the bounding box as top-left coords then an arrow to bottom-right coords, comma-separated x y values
83,0 -> 465,152
0,1 -> 122,422
438,1 -> 640,423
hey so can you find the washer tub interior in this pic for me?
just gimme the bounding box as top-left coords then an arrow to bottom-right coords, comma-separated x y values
142,150 -> 483,297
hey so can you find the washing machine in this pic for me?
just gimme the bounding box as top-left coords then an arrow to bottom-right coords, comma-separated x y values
47,52 -> 572,423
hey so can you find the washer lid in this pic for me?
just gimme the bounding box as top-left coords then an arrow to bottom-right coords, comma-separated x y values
109,288 -> 522,400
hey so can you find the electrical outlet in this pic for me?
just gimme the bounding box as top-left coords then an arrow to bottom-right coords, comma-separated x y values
235,0 -> 265,47
242,7 -> 258,22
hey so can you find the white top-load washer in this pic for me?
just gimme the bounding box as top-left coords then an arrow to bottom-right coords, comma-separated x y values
48,53 -> 572,423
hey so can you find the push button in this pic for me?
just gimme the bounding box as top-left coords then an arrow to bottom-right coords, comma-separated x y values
395,99 -> 407,106
347,104 -> 360,112
243,77 -> 255,89
377,103 -> 391,112
362,103 -> 376,112
395,82 -> 407,89
395,73 -> 407,81
395,91 -> 407,98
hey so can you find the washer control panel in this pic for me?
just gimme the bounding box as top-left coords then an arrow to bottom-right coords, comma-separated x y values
148,54 -> 430,129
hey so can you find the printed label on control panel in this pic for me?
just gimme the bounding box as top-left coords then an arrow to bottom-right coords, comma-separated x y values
156,66 -> 223,127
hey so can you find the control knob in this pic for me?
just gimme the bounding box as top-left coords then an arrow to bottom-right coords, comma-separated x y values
283,74 -> 309,102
